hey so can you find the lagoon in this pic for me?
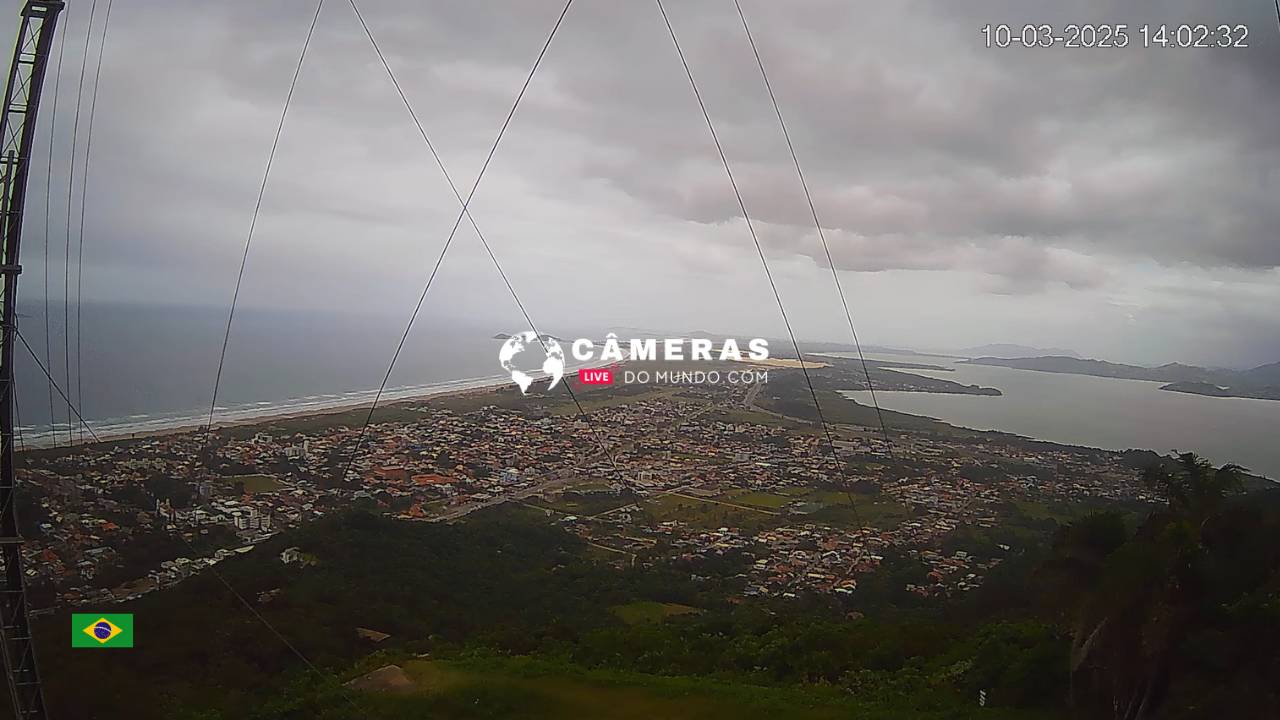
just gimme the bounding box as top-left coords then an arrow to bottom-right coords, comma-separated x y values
836,353 -> 1280,480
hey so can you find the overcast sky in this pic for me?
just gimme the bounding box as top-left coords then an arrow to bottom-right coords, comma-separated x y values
7,0 -> 1280,368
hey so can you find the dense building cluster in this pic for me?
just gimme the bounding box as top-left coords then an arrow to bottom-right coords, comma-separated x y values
17,375 -> 1153,610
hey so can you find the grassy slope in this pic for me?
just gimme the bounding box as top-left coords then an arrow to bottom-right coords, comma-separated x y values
320,655 -> 1057,720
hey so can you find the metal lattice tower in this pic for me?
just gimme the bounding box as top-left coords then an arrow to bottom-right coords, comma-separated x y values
0,2 -> 65,718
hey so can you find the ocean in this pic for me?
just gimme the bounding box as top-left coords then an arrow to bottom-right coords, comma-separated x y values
15,306 -> 1279,483
13,301 -> 517,444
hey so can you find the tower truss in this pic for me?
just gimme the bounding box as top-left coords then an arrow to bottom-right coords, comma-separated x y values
0,1 -> 66,717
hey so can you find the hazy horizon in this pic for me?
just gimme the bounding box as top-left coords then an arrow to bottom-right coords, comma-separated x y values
18,297 -> 1280,372
5,0 -> 1279,379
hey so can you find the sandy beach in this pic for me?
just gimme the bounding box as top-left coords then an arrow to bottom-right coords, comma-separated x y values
25,375 -> 516,449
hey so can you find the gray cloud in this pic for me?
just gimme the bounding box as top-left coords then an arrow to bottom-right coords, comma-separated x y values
2,0 -> 1278,366
561,0 -> 1280,276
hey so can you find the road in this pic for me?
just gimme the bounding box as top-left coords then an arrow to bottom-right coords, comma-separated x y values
429,473 -> 584,522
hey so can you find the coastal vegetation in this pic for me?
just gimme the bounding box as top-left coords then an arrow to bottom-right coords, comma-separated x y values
28,454 -> 1278,719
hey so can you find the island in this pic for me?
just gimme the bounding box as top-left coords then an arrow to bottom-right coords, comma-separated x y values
963,356 -> 1280,401
1159,380 -> 1280,401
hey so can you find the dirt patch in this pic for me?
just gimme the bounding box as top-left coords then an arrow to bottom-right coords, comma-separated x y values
346,664 -> 415,693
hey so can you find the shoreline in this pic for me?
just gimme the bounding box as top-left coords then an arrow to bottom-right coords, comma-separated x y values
26,356 -> 967,449
24,358 -> 727,449
23,375 -> 516,450
28,364 -> 1277,483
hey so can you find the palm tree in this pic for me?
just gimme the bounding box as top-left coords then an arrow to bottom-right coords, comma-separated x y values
1141,452 -> 1243,526
1054,453 -> 1244,719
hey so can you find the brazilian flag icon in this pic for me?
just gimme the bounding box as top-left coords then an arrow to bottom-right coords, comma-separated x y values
71,613 -> 134,648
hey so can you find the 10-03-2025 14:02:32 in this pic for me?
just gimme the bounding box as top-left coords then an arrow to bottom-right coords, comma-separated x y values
981,23 -> 1250,49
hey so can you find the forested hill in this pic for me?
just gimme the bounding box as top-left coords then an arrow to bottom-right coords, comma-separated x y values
965,356 -> 1280,400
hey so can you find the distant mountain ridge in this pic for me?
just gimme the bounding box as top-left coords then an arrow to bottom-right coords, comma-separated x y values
964,356 -> 1280,401
958,344 -> 1082,359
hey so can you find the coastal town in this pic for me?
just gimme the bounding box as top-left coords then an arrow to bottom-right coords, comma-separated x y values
16,367 -> 1155,611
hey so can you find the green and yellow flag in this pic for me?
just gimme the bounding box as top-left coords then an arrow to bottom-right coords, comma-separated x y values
71,613 -> 134,648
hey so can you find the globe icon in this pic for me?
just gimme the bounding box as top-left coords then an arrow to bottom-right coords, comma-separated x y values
499,331 -> 565,395
93,621 -> 113,639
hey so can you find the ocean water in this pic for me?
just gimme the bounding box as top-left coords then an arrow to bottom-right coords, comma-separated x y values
12,302 -> 518,444
19,308 -> 1278,483
838,353 -> 1280,481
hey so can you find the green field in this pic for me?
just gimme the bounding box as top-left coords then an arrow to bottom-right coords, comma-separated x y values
530,490 -> 631,517
773,486 -> 811,498
644,493 -> 783,532
611,600 -> 701,625
728,491 -> 793,509
800,490 -> 913,529
226,473 -> 286,493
